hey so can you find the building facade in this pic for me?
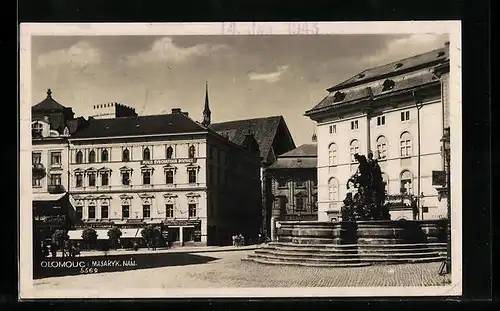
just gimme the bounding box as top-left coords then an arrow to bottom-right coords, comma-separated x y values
265,143 -> 318,239
305,43 -> 450,222
66,107 -> 262,247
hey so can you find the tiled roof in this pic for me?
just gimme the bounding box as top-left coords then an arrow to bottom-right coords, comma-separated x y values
268,157 -> 317,169
329,46 -> 449,92
279,144 -> 317,157
71,113 -> 207,139
209,116 -> 286,163
32,89 -> 67,112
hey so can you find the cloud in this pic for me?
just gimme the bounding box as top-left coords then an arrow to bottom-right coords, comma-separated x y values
124,37 -> 229,66
364,34 -> 448,66
247,65 -> 289,83
37,41 -> 102,68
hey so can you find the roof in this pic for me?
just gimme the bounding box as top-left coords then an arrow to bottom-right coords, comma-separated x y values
209,116 -> 287,163
32,89 -> 67,112
279,144 -> 317,158
329,46 -> 449,92
71,113 -> 207,139
268,158 -> 317,169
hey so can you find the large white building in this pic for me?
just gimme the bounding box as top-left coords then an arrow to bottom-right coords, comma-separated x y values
305,43 -> 451,222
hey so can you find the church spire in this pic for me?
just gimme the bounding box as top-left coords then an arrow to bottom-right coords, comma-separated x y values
202,81 -> 211,127
312,125 -> 317,143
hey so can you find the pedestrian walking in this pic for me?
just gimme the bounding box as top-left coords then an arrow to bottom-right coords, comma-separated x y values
50,243 -> 57,258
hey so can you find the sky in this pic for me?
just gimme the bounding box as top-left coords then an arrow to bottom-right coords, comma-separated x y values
31,34 -> 449,146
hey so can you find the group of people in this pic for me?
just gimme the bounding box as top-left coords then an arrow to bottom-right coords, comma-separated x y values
232,234 -> 245,246
40,241 -> 81,258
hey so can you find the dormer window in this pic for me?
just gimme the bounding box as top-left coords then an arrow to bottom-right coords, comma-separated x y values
394,63 -> 403,69
333,91 -> 346,103
32,122 -> 43,138
382,79 -> 395,92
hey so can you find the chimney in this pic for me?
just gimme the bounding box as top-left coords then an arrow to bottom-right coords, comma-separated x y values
172,108 -> 182,114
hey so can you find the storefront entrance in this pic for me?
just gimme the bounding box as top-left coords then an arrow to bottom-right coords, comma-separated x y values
163,219 -> 202,246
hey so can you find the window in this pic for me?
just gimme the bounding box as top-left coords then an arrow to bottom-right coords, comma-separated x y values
122,171 -> 130,185
32,152 -> 41,164
88,172 -> 96,187
122,149 -> 130,162
122,205 -> 130,219
101,149 -> 109,162
188,145 -> 196,158
400,170 -> 413,194
376,136 -> 388,160
333,91 -> 345,103
101,172 -> 109,186
329,124 -> 337,134
188,169 -> 197,184
76,206 -> 83,219
75,174 -> 83,187
142,171 -> 151,185
166,146 -> 173,159
382,79 -> 395,92
328,178 -> 339,201
166,170 -> 174,184
296,197 -> 305,210
377,115 -> 386,126
401,110 -> 410,122
50,152 -> 61,166
351,120 -> 359,130
277,179 -> 288,188
88,150 -> 96,163
400,132 -> 412,157
188,204 -> 197,217
143,147 -> 151,161
143,205 -> 151,218
88,206 -> 96,219
32,122 -> 43,137
349,140 -> 360,163
101,206 -> 109,219
166,204 -> 174,217
328,143 -> 338,166
50,174 -> 61,186
76,151 -> 83,164
32,178 -> 41,188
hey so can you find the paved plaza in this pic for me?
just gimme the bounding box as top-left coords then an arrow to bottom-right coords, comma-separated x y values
33,248 -> 451,289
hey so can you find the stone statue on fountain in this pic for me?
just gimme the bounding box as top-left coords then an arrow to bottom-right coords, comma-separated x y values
341,152 -> 390,221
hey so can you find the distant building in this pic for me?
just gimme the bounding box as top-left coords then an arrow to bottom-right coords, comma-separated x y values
305,42 -> 450,221
266,142 -> 318,238
209,115 -> 296,237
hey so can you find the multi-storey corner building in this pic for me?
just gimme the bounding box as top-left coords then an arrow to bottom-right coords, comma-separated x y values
64,86 -> 262,247
305,42 -> 451,222
31,89 -> 87,241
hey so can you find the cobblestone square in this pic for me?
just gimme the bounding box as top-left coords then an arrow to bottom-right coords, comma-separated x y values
33,249 -> 451,289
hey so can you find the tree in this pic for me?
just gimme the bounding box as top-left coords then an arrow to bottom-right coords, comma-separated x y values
140,225 -> 160,249
51,229 -> 69,247
81,228 -> 98,250
107,226 -> 122,250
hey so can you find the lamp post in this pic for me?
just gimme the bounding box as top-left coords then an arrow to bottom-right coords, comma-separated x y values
440,127 -> 451,274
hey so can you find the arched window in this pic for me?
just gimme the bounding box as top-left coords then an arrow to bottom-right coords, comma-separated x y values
400,132 -> 412,157
101,149 -> 109,162
122,149 -> 130,162
328,143 -> 338,166
188,145 -> 196,159
328,177 -> 339,202
32,122 -> 43,138
376,136 -> 388,160
143,147 -> 151,161
166,146 -> 173,159
349,139 -> 360,163
381,172 -> 389,193
76,151 -> 83,164
400,170 -> 413,194
88,150 -> 96,163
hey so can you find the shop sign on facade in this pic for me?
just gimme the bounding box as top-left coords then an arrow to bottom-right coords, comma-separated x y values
141,158 -> 197,166
164,219 -> 201,227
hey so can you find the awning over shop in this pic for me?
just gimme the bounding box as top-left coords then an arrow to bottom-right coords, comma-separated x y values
33,193 -> 67,202
68,229 -> 111,240
121,228 -> 140,239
